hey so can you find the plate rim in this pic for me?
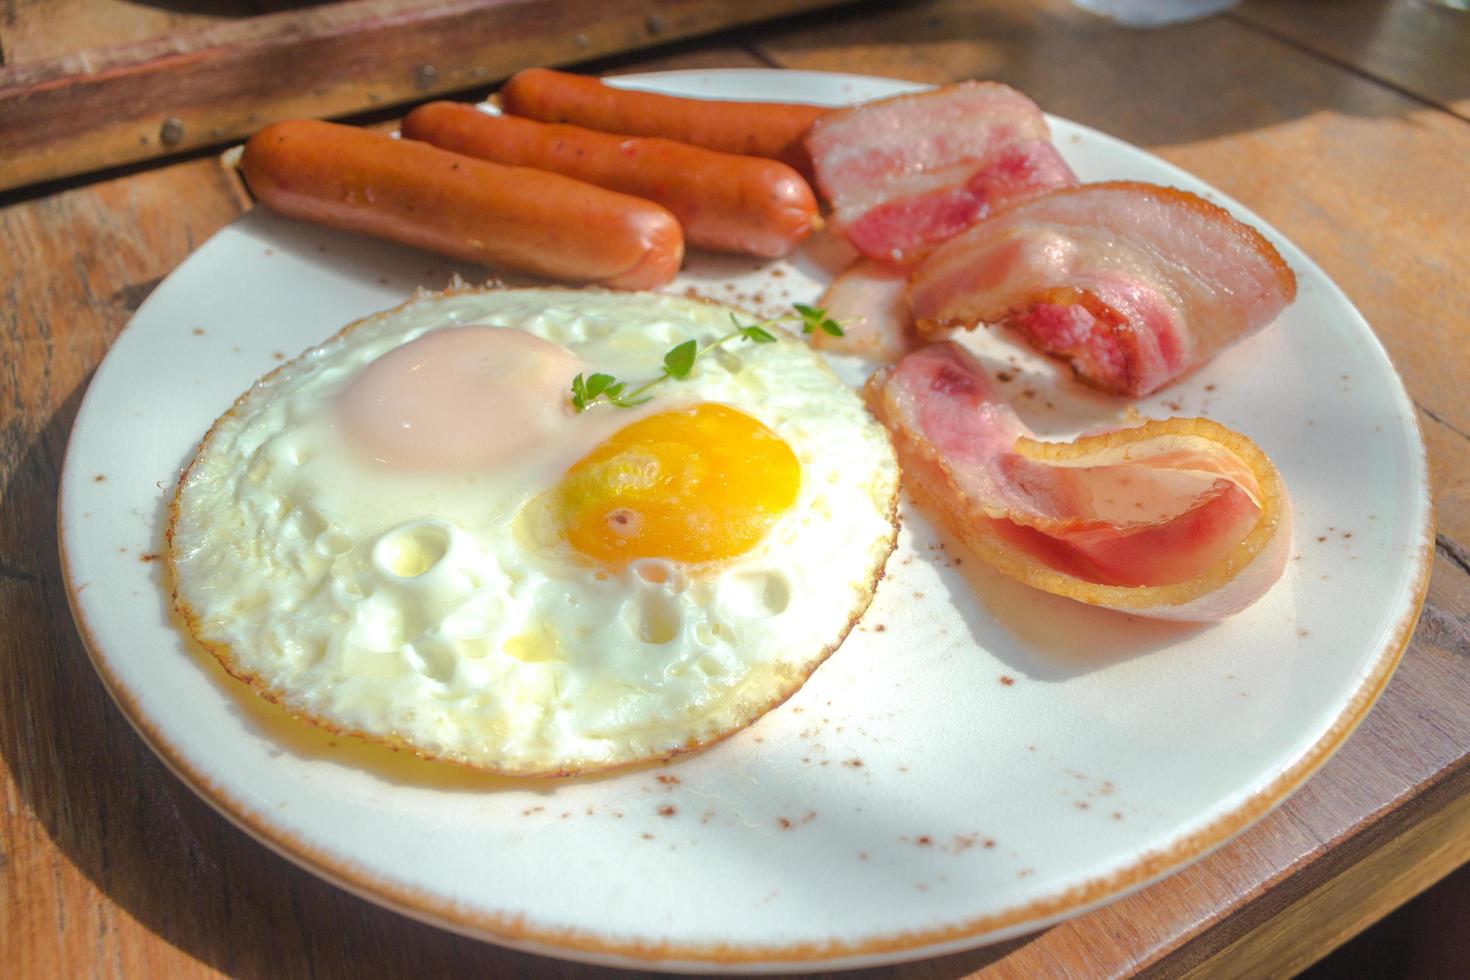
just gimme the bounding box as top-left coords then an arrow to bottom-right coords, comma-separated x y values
58,67 -> 1436,970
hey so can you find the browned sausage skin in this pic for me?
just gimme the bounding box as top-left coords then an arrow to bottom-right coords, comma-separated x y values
402,102 -> 819,258
239,119 -> 683,290
499,68 -> 825,180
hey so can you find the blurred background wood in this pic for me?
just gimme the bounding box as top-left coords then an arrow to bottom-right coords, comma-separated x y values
2,0 -> 1468,976
0,0 -> 855,192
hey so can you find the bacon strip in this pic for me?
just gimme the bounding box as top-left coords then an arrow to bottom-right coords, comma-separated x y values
909,182 -> 1297,397
865,343 -> 1291,620
806,82 -> 1077,265
811,258 -> 918,361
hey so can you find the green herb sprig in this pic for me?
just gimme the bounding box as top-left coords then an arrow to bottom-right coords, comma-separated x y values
569,304 -> 845,413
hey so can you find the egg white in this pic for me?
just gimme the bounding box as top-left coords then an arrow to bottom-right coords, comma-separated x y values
168,287 -> 900,774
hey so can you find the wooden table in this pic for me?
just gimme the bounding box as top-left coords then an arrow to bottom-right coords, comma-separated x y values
3,0 -> 1468,975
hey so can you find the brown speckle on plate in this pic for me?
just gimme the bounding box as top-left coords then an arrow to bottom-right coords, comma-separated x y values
139,553 -> 158,563
94,474 -> 106,482
657,805 -> 676,817
192,327 -> 205,336
999,675 -> 1015,687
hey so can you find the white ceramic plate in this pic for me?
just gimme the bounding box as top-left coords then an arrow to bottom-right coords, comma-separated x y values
60,70 -> 1432,971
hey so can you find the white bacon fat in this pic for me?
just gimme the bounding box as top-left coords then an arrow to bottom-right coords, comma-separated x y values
865,343 -> 1292,621
908,182 -> 1298,397
812,258 -> 918,361
806,82 -> 1077,265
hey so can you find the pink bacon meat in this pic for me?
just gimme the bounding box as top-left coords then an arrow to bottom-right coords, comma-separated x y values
865,342 -> 1291,620
806,82 -> 1077,265
909,181 -> 1297,397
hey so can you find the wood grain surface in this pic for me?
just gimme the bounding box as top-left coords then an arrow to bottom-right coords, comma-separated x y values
0,0 -> 854,192
3,1 -> 1469,977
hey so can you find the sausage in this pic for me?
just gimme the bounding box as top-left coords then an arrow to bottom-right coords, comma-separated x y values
239,119 -> 683,290
499,68 -> 825,180
402,102 -> 819,258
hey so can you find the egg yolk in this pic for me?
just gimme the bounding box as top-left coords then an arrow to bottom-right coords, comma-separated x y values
557,403 -> 799,565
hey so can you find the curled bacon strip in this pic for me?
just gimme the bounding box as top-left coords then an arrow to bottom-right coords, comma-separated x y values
865,343 -> 1292,621
909,182 -> 1297,396
806,82 -> 1077,265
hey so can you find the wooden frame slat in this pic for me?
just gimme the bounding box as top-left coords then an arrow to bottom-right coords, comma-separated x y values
0,0 -> 852,192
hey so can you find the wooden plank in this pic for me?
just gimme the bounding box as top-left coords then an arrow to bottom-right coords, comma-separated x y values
1424,412 -> 1470,548
1180,780 -> 1470,978
1232,0 -> 1470,121
0,1 -> 252,67
0,154 -> 252,980
0,0 -> 853,193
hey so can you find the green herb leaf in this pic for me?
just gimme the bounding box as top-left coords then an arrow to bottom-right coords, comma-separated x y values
584,373 -> 614,398
740,324 -> 777,343
663,339 -> 698,379
792,303 -> 824,335
572,302 -> 850,415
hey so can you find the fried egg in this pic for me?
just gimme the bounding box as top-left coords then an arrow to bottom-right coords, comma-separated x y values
168,288 -> 900,775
